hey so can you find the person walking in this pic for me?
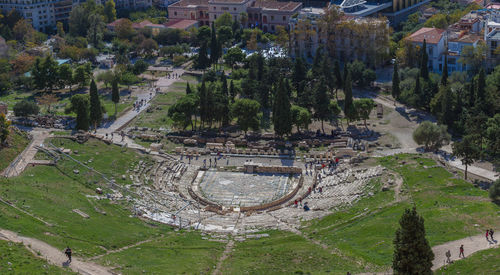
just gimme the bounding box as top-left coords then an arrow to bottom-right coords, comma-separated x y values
486,229 -> 489,241
64,247 -> 72,263
459,245 -> 465,258
445,250 -> 451,263
490,229 -> 495,241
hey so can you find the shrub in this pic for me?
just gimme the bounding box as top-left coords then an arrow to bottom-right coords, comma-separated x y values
489,179 -> 500,202
13,100 -> 39,117
413,121 -> 451,151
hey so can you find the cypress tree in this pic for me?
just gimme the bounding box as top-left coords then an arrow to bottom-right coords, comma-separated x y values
420,40 -> 429,80
89,79 -> 102,131
111,78 -> 120,116
476,68 -> 486,108
393,207 -> 434,274
272,79 -> 292,137
441,55 -> 448,86
392,61 -> 401,101
229,80 -> 236,102
198,42 -> 209,69
343,70 -> 356,123
314,78 -> 331,133
186,82 -> 192,94
440,85 -> 453,126
292,57 -> 307,90
334,60 -> 343,101
221,74 -> 230,126
414,76 -> 422,107
199,80 -> 207,127
210,23 -> 219,65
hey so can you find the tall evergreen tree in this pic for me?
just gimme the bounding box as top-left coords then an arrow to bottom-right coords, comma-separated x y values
475,68 -> 487,114
229,80 -> 236,102
210,23 -> 219,65
393,207 -> 434,274
440,85 -> 453,126
70,94 -> 90,131
220,74 -> 230,126
343,70 -> 356,123
197,42 -> 209,69
322,55 -> 334,96
292,57 -> 307,90
111,78 -> 119,116
414,75 -> 422,106
272,79 -> 292,137
313,78 -> 331,133
334,60 -> 343,100
392,61 -> 401,101
420,40 -> 429,80
89,79 -> 102,131
441,55 -> 448,86
186,82 -> 192,94
199,80 -> 208,127
312,46 -> 323,76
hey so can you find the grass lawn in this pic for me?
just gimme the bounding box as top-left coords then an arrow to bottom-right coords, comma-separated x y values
302,154 -> 500,269
131,91 -> 184,129
0,138 -> 169,258
98,231 -> 224,274
435,246 -> 500,274
0,91 -> 34,111
0,129 -> 30,172
220,230 -> 363,274
0,240 -> 74,274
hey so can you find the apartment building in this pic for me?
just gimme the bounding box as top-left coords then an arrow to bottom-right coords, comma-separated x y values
246,0 -> 302,32
0,0 -> 69,32
405,27 -> 447,72
168,0 -> 210,26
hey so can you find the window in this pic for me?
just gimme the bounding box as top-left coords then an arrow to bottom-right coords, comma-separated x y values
428,47 -> 433,56
221,6 -> 228,10
174,11 -> 177,16
271,16 -> 274,20
283,16 -> 286,21
214,14 -> 217,19
213,6 -> 215,10
233,7 -> 236,10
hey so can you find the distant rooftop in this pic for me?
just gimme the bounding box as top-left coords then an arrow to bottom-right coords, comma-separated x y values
250,0 -> 302,12
170,0 -> 208,8
406,27 -> 446,44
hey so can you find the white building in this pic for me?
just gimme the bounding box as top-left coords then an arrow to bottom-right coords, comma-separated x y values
406,27 -> 447,73
485,19 -> 500,70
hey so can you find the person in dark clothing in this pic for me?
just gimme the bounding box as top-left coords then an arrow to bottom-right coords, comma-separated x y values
459,245 -> 465,258
490,229 -> 495,241
65,247 -> 72,263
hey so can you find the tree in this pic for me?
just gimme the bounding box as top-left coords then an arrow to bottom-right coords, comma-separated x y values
214,12 -> 233,28
486,114 -> 500,158
168,94 -> 198,129
354,98 -> 375,128
138,38 -> 158,57
31,57 -> 45,90
420,40 -> 429,80
393,207 -> 434,274
291,105 -> 311,133
217,26 -> 233,47
439,85 -> 454,126
43,55 -> 59,93
231,98 -> 260,134
104,0 -> 117,23
0,113 -> 10,145
36,93 -> 58,113
272,79 -> 292,137
119,72 -> 139,90
343,70 -> 356,123
73,64 -> 90,88
196,42 -> 209,69
224,47 -> 245,69
13,19 -> 35,43
441,55 -> 448,86
292,57 -> 307,91
458,42 -> 486,75
111,77 -> 120,116
87,13 -> 104,47
413,121 -> 451,151
89,79 -> 102,130
313,78 -> 331,132
68,94 -> 89,131
186,82 -> 192,95
13,100 -> 39,117
392,61 -> 401,101
414,75 -> 422,107
115,18 -> 135,40
229,80 -> 236,102
96,70 -> 114,88
196,26 -> 211,45
452,134 -> 481,180
56,21 -> 65,37
210,23 -> 220,65
58,64 -> 74,90
489,179 -> 500,203
334,60 -> 343,100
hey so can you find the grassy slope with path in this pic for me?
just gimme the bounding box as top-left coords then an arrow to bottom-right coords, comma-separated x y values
436,246 -> 500,274
220,230 -> 363,274
0,129 -> 30,172
98,231 -> 224,274
302,154 -> 500,270
0,240 -> 74,274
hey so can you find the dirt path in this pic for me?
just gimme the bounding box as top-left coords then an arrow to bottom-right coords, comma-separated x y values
432,231 -> 499,270
0,229 -> 113,275
88,238 -> 155,261
212,239 -> 234,275
2,129 -> 50,177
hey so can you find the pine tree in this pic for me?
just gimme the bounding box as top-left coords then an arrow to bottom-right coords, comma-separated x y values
186,82 -> 192,94
414,75 -> 422,107
392,61 -> 401,101
89,79 -> 102,131
272,79 -> 292,137
313,78 -> 331,133
420,40 -> 429,80
393,207 -> 434,274
111,78 -> 119,116
343,70 -> 356,123
441,55 -> 448,86
220,74 -> 230,126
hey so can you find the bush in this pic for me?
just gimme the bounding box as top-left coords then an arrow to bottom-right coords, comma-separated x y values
173,55 -> 187,67
413,121 -> 451,151
13,100 -> 39,117
490,179 -> 500,202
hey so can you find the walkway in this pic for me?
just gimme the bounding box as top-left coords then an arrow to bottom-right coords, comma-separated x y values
0,229 -> 112,275
432,231 -> 499,270
98,68 -> 184,135
2,129 -> 50,177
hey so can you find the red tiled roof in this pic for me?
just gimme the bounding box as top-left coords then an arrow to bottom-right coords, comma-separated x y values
165,19 -> 198,30
170,0 -> 209,7
251,0 -> 301,11
406,27 -> 445,44
107,18 -> 129,28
